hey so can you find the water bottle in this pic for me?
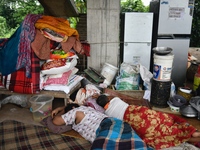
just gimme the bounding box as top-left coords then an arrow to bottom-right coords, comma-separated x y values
193,65 -> 200,91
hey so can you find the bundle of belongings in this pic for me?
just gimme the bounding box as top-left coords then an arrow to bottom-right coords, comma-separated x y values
0,14 -> 90,94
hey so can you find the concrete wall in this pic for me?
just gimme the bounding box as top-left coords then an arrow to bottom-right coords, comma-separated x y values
87,0 -> 120,71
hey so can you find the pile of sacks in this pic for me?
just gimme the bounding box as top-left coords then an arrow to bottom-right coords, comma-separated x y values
40,50 -> 83,94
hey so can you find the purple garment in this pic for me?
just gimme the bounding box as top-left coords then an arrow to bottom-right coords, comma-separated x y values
85,97 -> 105,113
16,14 -> 41,77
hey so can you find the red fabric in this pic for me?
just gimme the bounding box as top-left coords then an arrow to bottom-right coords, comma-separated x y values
2,50 -> 40,94
123,105 -> 197,149
50,40 -> 60,49
0,38 -> 8,47
81,41 -> 90,56
195,142 -> 200,148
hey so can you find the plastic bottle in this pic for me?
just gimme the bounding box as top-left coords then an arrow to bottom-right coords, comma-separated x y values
193,65 -> 200,91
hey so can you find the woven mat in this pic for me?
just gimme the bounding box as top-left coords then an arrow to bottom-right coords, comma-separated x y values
0,120 -> 91,150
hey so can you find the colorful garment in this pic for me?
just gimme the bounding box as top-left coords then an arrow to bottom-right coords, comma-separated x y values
17,14 -> 41,77
124,105 -> 197,149
91,117 -> 151,150
35,15 -> 79,40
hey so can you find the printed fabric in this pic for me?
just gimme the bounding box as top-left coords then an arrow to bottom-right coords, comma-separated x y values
17,14 -> 41,77
123,105 -> 197,149
61,106 -> 107,143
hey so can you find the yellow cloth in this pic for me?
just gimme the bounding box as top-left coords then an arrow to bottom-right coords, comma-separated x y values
35,16 -> 79,40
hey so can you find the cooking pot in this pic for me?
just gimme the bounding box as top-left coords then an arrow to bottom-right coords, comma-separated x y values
169,94 -> 187,107
179,104 -> 198,117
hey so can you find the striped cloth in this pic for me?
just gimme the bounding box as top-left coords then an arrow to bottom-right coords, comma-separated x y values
91,117 -> 152,150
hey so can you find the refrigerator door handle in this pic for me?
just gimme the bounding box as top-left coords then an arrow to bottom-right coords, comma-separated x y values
157,34 -> 174,39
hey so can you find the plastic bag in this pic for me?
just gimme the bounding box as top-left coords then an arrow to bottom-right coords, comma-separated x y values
0,95 -> 29,108
115,62 -> 140,90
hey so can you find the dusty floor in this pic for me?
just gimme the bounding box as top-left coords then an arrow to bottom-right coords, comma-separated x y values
0,96 -> 64,126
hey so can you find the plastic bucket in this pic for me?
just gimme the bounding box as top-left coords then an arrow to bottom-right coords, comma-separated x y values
101,63 -> 118,85
29,94 -> 54,122
153,53 -> 174,81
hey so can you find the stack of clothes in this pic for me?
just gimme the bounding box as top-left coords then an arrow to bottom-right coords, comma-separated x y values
0,14 -> 90,94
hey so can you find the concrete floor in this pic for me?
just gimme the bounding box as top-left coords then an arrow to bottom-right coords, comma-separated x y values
0,96 -> 64,126
0,103 -> 42,126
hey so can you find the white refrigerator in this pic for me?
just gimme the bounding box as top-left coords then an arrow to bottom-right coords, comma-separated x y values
120,12 -> 154,70
150,0 -> 195,88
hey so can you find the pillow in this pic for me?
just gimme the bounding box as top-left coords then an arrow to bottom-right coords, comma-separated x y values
40,116 -> 72,134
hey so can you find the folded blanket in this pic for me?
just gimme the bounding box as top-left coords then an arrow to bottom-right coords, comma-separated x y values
2,50 -> 40,94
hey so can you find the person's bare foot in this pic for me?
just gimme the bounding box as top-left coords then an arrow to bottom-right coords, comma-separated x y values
192,131 -> 200,138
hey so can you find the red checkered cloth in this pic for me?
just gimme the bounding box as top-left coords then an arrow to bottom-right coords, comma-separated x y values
2,50 -> 40,94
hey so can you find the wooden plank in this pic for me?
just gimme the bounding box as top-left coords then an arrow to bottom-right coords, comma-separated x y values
0,83 -> 81,99
0,88 -> 69,99
104,88 -> 151,108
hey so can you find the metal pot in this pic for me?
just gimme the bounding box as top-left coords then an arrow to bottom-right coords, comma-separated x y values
152,47 -> 172,55
179,104 -> 198,117
170,94 -> 187,107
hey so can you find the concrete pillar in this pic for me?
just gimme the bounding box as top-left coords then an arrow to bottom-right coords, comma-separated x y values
87,0 -> 120,71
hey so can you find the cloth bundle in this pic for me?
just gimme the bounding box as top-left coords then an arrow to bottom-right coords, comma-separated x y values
0,14 -> 89,94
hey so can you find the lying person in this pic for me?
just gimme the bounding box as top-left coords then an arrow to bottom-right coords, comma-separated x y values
96,94 -> 200,149
51,103 -> 152,150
